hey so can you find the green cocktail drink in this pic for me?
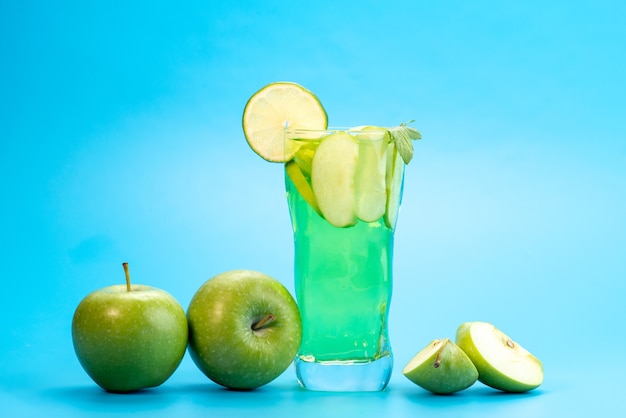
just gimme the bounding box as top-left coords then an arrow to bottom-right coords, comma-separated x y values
285,128 -> 406,391
241,81 -> 421,391
287,171 -> 395,360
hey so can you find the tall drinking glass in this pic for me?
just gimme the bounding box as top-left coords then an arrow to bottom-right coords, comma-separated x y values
284,127 -> 405,391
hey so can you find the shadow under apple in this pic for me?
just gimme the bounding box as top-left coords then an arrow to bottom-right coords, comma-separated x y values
39,384 -> 180,412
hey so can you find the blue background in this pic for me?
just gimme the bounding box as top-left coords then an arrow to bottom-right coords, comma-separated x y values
1,0 -> 624,416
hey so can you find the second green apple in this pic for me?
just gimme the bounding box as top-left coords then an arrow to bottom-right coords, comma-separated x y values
187,270 -> 302,390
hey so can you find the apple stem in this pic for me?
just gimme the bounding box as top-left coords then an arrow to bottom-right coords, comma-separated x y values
251,314 -> 275,331
122,262 -> 131,292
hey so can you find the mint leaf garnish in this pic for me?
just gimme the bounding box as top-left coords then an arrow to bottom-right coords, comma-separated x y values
388,120 -> 422,164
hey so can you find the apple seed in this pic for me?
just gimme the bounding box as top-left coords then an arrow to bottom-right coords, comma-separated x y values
434,346 -> 443,368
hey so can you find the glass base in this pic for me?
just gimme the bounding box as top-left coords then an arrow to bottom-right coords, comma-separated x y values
295,355 -> 393,392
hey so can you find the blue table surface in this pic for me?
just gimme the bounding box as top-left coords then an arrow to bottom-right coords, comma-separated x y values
2,328 -> 624,418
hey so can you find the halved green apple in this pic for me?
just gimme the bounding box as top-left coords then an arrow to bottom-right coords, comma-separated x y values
455,322 -> 544,392
311,132 -> 358,227
403,338 -> 478,395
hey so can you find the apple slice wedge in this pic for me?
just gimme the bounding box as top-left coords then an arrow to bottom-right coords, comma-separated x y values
311,132 -> 358,227
455,322 -> 544,392
293,142 -> 317,178
384,142 -> 405,229
403,338 -> 478,395
286,160 -> 321,216
354,128 -> 388,223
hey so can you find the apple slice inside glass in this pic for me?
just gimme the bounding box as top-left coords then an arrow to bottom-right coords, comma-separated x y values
384,142 -> 404,229
354,128 -> 388,223
310,132 -> 359,228
286,160 -> 321,216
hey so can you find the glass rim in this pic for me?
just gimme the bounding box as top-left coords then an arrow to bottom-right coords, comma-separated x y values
284,126 -> 388,134
284,126 -> 391,142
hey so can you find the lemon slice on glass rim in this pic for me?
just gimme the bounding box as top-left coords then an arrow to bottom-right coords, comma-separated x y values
242,82 -> 328,162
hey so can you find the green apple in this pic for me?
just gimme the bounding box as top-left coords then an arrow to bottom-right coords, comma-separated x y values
402,338 -> 478,394
187,270 -> 302,390
72,263 -> 188,392
455,321 -> 544,392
